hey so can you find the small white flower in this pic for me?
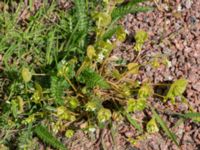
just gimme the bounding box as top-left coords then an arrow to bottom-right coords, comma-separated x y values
167,60 -> 172,68
177,4 -> 182,12
88,127 -> 96,132
125,29 -> 129,34
97,53 -> 105,62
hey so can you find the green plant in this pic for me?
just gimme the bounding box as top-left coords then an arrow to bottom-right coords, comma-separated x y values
0,0 -> 199,149
34,125 -> 67,150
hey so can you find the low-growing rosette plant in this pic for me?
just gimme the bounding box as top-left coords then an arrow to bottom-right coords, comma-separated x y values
0,0 -> 199,149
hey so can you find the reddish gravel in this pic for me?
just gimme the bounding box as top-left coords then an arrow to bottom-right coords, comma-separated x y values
118,0 -> 200,149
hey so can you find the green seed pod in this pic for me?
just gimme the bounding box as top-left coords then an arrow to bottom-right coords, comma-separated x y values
65,129 -> 74,138
68,97 -> 79,109
22,114 -> 35,125
116,27 -> 126,42
21,67 -> 32,83
134,30 -> 148,52
96,13 -> 111,28
138,83 -> 153,98
56,106 -> 67,116
97,108 -> 111,123
87,45 -> 96,60
81,87 -> 88,94
127,98 -> 146,113
85,101 -> 98,112
122,86 -> 131,97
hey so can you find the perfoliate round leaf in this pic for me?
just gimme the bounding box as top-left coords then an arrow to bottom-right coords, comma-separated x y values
22,114 -> 35,124
146,118 -> 159,133
134,30 -> 148,52
138,83 -> 153,98
127,98 -> 146,113
97,13 -> 111,27
116,0 -> 124,4
85,101 -> 98,112
56,106 -> 67,116
172,79 -> 188,96
135,30 -> 148,43
127,63 -> 139,74
103,0 -> 109,4
0,144 -> 9,150
151,58 -> 160,68
116,27 -> 126,42
21,67 -> 32,83
65,129 -> 74,138
87,45 -> 96,60
68,97 -> 79,109
97,108 -> 111,123
122,85 -> 132,97
166,78 -> 188,104
127,98 -> 137,113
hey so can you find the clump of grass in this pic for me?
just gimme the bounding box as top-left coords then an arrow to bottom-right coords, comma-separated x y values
0,0 -> 199,149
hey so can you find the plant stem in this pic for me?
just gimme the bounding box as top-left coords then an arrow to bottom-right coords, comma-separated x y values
76,60 -> 87,76
63,75 -> 77,92
153,93 -> 165,99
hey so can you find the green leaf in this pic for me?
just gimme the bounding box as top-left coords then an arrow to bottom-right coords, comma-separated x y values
96,12 -> 112,28
125,113 -> 143,132
146,118 -> 159,133
51,76 -> 69,105
34,125 -> 67,150
78,68 -> 110,89
134,30 -> 148,51
17,128 -> 36,150
151,108 -> 179,146
74,0 -> 88,31
102,25 -> 122,41
32,83 -> 43,104
127,98 -> 146,113
21,67 -> 32,83
129,0 -> 148,4
115,26 -> 126,42
138,83 -> 153,98
85,100 -> 101,112
169,78 -> 188,95
11,99 -> 18,118
68,97 -> 80,109
97,108 -> 112,123
87,45 -> 96,60
97,40 -> 113,57
65,130 -> 74,138
174,112 -> 200,123
57,60 -> 76,79
165,78 -> 188,103
112,2 -> 152,21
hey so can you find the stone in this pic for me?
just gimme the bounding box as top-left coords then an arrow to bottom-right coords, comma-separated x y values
192,82 -> 200,92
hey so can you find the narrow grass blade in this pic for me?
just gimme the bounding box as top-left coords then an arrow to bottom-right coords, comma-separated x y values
125,113 -> 143,132
102,25 -> 121,41
151,108 -> 179,146
127,0 -> 148,5
174,112 -> 200,122
174,112 -> 200,119
112,3 -> 153,21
